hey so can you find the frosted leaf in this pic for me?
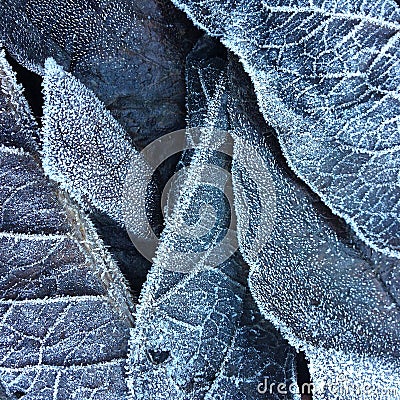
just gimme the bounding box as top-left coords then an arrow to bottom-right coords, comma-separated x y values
1,362 -> 129,400
128,257 -> 298,399
0,0 -> 194,146
0,147 -> 69,235
227,57 -> 400,399
169,0 -> 400,258
0,65 -> 134,399
42,59 -> 138,224
0,49 -> 37,153
126,38 -> 297,400
0,146 -> 134,399
0,381 -> 12,400
41,58 -> 156,292
1,0 -> 198,288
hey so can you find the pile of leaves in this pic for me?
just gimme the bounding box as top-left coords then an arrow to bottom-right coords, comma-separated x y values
0,0 -> 399,399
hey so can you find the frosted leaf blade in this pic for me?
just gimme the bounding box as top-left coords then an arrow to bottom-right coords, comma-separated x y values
227,56 -> 400,399
169,0 -> 400,258
41,59 -> 137,224
126,38 -> 297,400
0,57 -> 134,399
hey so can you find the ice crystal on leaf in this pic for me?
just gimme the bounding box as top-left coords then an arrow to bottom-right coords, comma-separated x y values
169,0 -> 400,259
0,49 -> 38,154
42,59 -> 139,225
0,0 -> 194,147
2,0 -> 400,397
126,37 -> 297,400
0,52 -> 134,400
227,56 -> 400,399
0,0 -> 201,289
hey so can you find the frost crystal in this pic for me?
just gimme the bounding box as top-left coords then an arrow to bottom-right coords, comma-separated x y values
0,0 -> 192,146
42,59 -> 138,224
126,38 -> 297,400
0,55 -> 134,399
170,0 -> 400,258
0,49 -> 38,153
227,57 -> 400,399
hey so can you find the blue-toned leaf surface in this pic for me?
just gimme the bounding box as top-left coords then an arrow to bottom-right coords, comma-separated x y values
41,59 -> 138,225
126,38 -> 297,400
170,0 -> 400,258
0,53 -> 134,400
0,49 -> 38,153
0,0 -> 196,147
227,56 -> 400,399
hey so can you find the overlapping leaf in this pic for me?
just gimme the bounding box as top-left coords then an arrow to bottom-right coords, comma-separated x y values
126,38 -> 297,400
0,52 -> 134,400
0,0 -> 200,288
42,58 -> 157,291
0,0 -> 195,147
0,50 -> 38,154
170,0 -> 400,258
227,56 -> 400,399
41,59 -> 138,224
41,38 -> 298,400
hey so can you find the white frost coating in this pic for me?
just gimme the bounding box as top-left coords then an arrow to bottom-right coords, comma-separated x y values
61,190 -> 136,322
0,295 -> 108,306
41,58 -> 139,224
0,144 -> 27,156
0,49 -> 38,152
152,76 -> 229,271
126,46 -> 297,399
169,0 -> 400,259
0,69 -> 135,399
226,57 -> 400,399
0,231 -> 68,241
0,49 -> 31,118
247,292 -> 400,400
307,348 -> 400,399
126,78 -> 234,399
0,152 -> 134,398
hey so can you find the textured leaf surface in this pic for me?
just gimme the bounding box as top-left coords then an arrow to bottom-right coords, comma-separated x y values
170,0 -> 400,258
42,58 -> 155,293
227,56 -> 400,399
0,0 -> 200,292
0,54 -> 134,399
41,58 -> 156,294
42,59 -> 138,224
0,149 -> 133,400
0,49 -> 37,153
126,38 -> 297,400
0,147 -> 68,235
0,0 -> 196,147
